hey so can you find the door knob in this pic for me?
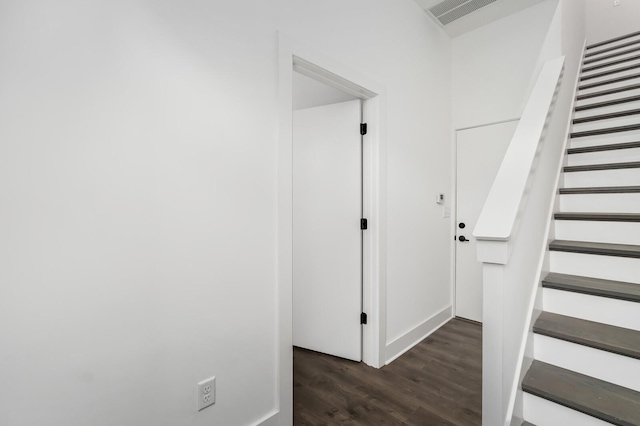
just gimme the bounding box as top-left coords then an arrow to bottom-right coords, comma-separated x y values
459,222 -> 466,229
458,236 -> 469,242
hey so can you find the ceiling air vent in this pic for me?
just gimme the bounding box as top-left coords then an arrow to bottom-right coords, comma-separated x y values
428,0 -> 499,25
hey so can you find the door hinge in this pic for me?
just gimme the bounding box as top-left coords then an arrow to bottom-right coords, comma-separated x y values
360,312 -> 368,325
360,218 -> 368,230
360,123 -> 367,135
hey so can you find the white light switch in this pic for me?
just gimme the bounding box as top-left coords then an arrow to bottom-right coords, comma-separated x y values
614,0 -> 621,6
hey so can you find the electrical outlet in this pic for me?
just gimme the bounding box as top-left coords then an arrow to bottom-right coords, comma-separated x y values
614,0 -> 621,6
197,377 -> 216,411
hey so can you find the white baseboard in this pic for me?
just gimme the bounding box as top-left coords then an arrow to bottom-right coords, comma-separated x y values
254,409 -> 279,426
385,305 -> 452,364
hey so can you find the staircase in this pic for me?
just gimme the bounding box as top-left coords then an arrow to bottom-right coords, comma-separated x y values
520,31 -> 640,426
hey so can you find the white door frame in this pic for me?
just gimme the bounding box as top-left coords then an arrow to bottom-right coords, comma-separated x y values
277,33 -> 387,424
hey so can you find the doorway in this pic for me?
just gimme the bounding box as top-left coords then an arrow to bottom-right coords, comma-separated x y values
292,73 -> 363,361
455,120 -> 518,323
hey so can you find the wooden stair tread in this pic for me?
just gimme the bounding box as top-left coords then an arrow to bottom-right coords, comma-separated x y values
573,108 -> 640,124
542,272 -> 640,303
586,30 -> 640,51
582,53 -> 640,73
580,63 -> 640,82
564,161 -> 640,172
534,312 -> 640,359
549,239 -> 640,259
522,361 -> 640,426
559,185 -> 640,194
575,95 -> 640,112
586,39 -> 640,59
567,141 -> 640,154
571,123 -> 640,138
584,45 -> 640,66
578,74 -> 640,92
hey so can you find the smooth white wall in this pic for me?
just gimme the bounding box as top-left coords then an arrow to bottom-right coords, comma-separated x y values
586,0 -> 640,44
0,0 -> 452,424
452,0 -> 561,129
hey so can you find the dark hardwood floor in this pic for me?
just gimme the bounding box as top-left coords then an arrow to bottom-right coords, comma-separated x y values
293,318 -> 482,425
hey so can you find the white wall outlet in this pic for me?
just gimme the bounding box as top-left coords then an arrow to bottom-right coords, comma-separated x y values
436,193 -> 445,204
614,0 -> 621,6
197,376 -> 216,411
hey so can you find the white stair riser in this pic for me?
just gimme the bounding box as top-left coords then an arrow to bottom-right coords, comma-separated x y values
555,219 -> 640,245
534,334 -> 640,392
584,49 -> 640,67
577,80 -> 640,98
523,393 -> 611,426
542,288 -> 640,331
581,58 -> 640,79
587,38 -> 640,59
581,66 -> 640,86
570,129 -> 640,147
572,113 -> 640,132
564,168 -> 640,187
574,100 -> 640,119
559,193 -> 640,213
550,251 -> 640,284
566,147 -> 640,166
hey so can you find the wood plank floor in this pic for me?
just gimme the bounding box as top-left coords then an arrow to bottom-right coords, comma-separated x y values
293,318 -> 482,425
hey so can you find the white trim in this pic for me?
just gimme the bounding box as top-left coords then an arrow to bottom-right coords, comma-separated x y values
385,305 -> 452,364
277,32 -> 388,425
456,117 -> 521,132
254,410 -> 279,426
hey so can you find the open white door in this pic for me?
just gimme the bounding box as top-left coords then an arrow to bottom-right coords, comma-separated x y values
293,99 -> 362,362
455,121 -> 517,323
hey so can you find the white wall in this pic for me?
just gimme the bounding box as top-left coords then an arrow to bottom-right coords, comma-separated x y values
0,0 -> 452,424
586,0 -> 640,44
293,72 -> 357,110
452,0 -> 561,129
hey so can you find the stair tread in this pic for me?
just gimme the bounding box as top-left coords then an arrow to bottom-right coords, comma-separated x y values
522,360 -> 640,426
580,63 -> 640,82
579,77 -> 640,93
559,185 -> 640,194
542,272 -> 640,303
567,141 -> 640,154
534,311 -> 640,359
576,95 -> 640,111
584,45 -> 640,66
586,30 -> 640,50
564,161 -> 640,172
571,123 -> 640,138
586,38 -> 640,59
573,107 -> 640,124
582,53 -> 640,73
554,212 -> 640,221
549,239 -> 640,259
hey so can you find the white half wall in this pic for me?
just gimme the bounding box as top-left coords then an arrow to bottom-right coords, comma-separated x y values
0,1 -> 452,425
585,0 -> 640,45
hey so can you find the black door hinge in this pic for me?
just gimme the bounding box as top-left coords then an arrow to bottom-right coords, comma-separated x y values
360,218 -> 368,230
360,123 -> 367,135
360,312 -> 368,325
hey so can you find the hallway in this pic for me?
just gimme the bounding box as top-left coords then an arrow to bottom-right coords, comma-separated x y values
293,319 -> 482,425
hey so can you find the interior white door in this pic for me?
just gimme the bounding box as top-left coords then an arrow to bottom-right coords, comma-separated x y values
293,99 -> 362,361
456,121 -> 518,323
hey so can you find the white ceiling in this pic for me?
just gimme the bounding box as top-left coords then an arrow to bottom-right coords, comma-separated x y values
414,0 -> 550,37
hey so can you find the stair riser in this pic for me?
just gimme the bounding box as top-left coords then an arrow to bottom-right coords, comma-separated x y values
563,168 -> 640,187
588,37 -> 640,58
578,79 -> 640,96
550,251 -> 640,283
585,48 -> 640,66
572,114 -> 640,132
523,393 -> 611,426
534,334 -> 640,392
543,287 -> 640,331
582,57 -> 640,78
566,147 -> 640,165
570,129 -> 640,147
555,220 -> 640,245
559,193 -> 640,213
581,67 -> 640,86
574,100 -> 640,119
